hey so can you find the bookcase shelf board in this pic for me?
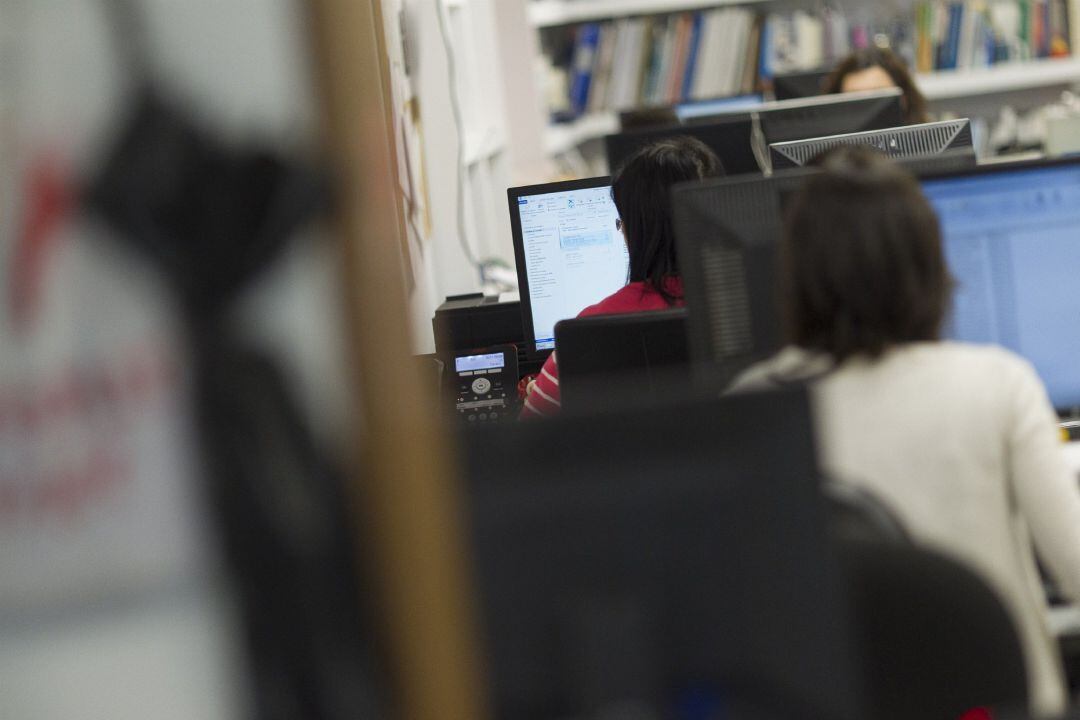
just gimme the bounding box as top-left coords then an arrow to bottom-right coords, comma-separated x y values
529,0 -> 769,28
546,111 -> 619,154
918,57 -> 1080,99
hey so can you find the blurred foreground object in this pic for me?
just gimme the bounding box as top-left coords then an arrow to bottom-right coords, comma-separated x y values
1,0 -> 377,717
306,0 -> 489,718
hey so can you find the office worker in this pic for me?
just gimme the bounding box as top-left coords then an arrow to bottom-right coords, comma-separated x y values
520,137 -> 722,419
824,46 -> 929,124
733,147 -> 1080,717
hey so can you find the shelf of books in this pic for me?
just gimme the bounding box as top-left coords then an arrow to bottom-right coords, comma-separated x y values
540,0 -> 1080,154
528,0 -> 768,29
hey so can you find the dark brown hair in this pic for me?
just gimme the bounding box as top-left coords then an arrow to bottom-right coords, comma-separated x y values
611,136 -> 723,301
824,47 -> 929,125
781,146 -> 951,361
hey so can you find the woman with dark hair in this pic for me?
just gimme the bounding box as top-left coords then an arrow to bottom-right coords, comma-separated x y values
520,136 -> 722,419
734,146 -> 1080,717
824,46 -> 929,124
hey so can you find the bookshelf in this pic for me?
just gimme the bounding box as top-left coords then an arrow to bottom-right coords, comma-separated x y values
544,58 -> 1080,154
536,1 -> 1080,156
529,0 -> 768,28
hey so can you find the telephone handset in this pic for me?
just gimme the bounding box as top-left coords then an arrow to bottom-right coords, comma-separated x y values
453,345 -> 519,423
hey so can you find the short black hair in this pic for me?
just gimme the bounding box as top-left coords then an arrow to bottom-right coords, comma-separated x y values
781,146 -> 952,361
611,136 -> 723,300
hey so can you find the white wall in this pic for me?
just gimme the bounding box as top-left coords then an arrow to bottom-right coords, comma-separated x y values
401,0 -> 552,353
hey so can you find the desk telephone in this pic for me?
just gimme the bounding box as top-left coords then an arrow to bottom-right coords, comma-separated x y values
452,345 -> 518,423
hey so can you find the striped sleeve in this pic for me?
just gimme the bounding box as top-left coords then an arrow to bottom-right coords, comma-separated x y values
519,352 -> 561,419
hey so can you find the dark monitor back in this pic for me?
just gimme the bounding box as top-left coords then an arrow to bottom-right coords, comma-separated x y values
673,152 -> 978,387
757,89 -> 905,145
462,388 -> 862,720
772,69 -> 832,101
554,309 -> 690,412
604,116 -> 761,176
672,170 -> 813,386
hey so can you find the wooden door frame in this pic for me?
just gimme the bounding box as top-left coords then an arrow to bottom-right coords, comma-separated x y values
306,1 -> 487,718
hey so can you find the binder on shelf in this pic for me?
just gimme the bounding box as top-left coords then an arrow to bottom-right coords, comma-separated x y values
569,23 -> 601,115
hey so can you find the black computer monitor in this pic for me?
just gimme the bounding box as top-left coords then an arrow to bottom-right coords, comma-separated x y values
508,177 -> 627,356
754,88 -> 905,145
770,119 -> 976,171
772,69 -> 832,101
554,308 -> 690,412
920,158 -> 1080,412
690,87 -> 904,145
605,115 -> 761,176
618,94 -> 764,131
672,152 -> 986,386
672,170 -> 812,384
462,387 -> 863,720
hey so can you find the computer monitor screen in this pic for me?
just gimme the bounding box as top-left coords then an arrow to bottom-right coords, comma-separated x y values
605,116 -> 760,176
769,119 -> 975,171
921,161 -> 1080,410
508,177 -> 628,353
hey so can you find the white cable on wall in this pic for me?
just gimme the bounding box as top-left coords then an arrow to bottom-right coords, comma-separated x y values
435,0 -> 484,277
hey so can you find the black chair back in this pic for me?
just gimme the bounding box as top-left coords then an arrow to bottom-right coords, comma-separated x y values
840,539 -> 1028,720
555,309 -> 691,413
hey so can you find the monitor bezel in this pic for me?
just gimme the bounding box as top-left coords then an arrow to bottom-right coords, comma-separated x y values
507,175 -> 617,360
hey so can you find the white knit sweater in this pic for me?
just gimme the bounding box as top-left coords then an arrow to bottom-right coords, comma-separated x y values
734,342 -> 1080,717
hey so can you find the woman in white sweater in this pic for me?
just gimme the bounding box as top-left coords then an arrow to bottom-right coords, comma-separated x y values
734,147 -> 1080,717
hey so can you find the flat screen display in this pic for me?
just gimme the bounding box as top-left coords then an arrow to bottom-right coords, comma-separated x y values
922,163 -> 1080,409
514,183 -> 628,351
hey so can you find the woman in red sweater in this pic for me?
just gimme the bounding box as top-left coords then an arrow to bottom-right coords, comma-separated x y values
521,136 -> 722,418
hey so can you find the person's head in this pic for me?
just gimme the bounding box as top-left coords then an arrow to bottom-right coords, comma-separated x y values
780,146 -> 951,362
824,47 -> 929,125
611,136 -> 723,299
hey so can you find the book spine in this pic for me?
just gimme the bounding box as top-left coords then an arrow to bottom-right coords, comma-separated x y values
1020,0 -> 1033,59
682,12 -> 704,100
667,13 -> 692,103
569,23 -> 601,116
1070,0 -> 1080,58
741,14 -> 764,93
759,14 -> 775,80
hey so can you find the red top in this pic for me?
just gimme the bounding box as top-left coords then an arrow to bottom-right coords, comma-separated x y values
520,278 -> 684,419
